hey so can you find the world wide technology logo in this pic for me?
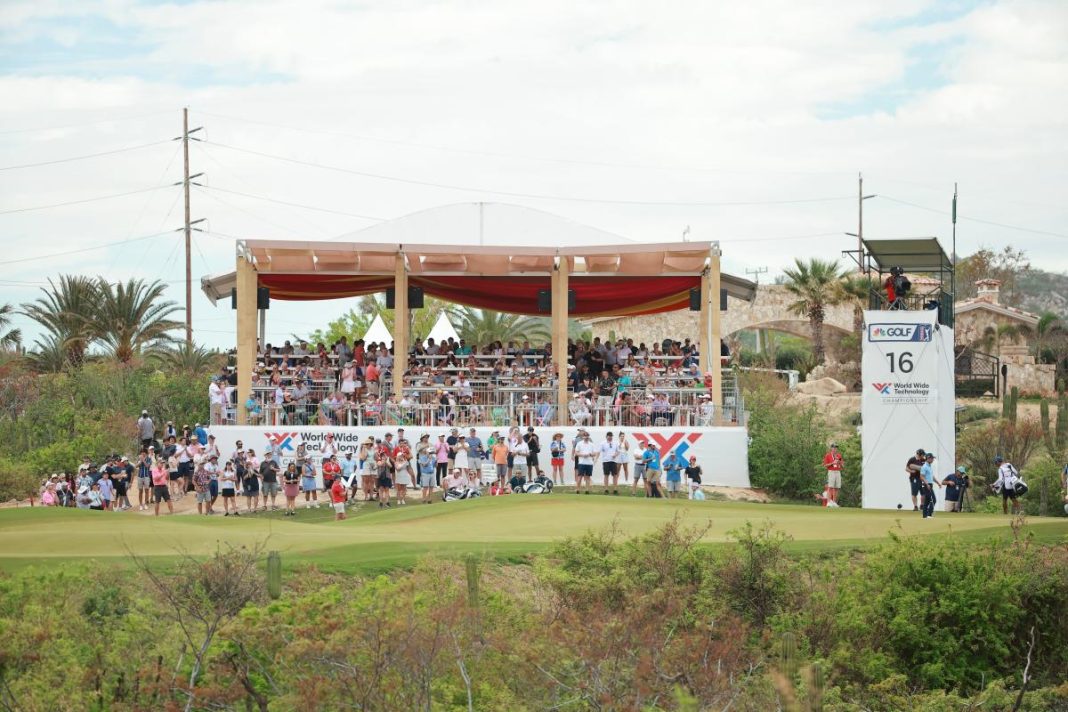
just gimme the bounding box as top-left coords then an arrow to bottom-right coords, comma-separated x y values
867,323 -> 933,342
265,432 -> 300,451
871,382 -> 892,394
632,432 -> 702,461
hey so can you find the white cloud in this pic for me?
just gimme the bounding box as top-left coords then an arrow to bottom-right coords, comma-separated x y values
0,0 -> 1066,349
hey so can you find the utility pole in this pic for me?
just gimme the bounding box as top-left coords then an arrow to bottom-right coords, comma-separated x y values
745,266 -> 768,285
849,173 -> 877,273
181,108 -> 203,344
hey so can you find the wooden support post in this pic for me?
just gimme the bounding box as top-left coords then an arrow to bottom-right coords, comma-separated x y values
698,256 -> 712,376
710,245 -> 724,417
552,256 -> 569,425
392,253 -> 409,401
235,253 -> 257,425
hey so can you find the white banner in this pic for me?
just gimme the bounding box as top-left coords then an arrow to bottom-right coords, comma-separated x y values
209,424 -> 750,488
861,310 -> 955,509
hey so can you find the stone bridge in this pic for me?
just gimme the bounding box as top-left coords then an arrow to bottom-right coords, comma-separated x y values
587,284 -> 857,358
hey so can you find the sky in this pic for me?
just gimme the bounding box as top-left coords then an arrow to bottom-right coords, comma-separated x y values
1,0 -> 1066,350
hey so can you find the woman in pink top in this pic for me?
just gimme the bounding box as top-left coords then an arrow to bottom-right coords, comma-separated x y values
152,460 -> 174,515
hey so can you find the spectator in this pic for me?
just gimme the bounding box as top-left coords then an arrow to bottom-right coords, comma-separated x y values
599,432 -> 620,495
574,431 -> 597,495
151,458 -> 173,516
642,442 -> 662,498
193,461 -> 212,515
662,451 -> 683,499
685,456 -> 703,499
219,459 -> 239,516
282,463 -> 300,516
549,433 -> 566,486
136,410 -> 154,448
823,443 -> 843,504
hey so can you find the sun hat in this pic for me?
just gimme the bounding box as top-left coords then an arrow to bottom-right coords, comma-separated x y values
957,466 -> 967,473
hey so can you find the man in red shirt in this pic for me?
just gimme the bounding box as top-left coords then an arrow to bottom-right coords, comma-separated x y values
823,442 -> 844,504
330,476 -> 347,520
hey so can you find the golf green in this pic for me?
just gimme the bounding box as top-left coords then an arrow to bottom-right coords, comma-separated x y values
1,497 -> 1064,574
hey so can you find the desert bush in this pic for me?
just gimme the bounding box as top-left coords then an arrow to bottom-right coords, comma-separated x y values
746,387 -> 829,499
957,418 -> 1044,498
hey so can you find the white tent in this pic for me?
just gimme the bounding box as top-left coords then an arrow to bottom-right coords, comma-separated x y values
362,314 -> 393,346
425,311 -> 461,347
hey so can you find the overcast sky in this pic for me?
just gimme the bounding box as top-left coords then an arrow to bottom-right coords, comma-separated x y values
2,0 -> 1066,350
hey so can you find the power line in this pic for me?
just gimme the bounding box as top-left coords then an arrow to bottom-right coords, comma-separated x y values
194,184 -> 385,221
202,139 -> 856,208
0,109 -> 173,136
5,229 -> 178,266
0,139 -> 173,171
196,108 -> 853,177
879,195 -> 1068,239
0,184 -> 174,215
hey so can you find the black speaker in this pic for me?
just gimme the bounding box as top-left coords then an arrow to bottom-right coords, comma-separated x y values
689,288 -> 700,311
230,288 -> 236,310
720,288 -> 728,311
537,289 -> 576,312
257,286 -> 270,310
385,286 -> 424,309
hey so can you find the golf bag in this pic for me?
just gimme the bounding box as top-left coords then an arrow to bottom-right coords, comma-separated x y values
443,486 -> 481,502
649,479 -> 663,498
520,476 -> 554,494
1013,479 -> 1029,497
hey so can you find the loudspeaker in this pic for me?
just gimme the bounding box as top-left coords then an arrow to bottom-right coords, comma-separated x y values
690,288 -> 728,311
231,288 -> 271,310
385,286 -> 424,309
721,288 -> 728,311
537,289 -> 576,312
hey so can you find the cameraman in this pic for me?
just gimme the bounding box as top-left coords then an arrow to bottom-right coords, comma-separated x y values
886,266 -> 911,310
943,465 -> 967,512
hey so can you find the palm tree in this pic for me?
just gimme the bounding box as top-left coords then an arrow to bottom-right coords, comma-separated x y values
783,258 -> 846,363
152,341 -> 225,373
1032,312 -> 1064,363
20,275 -> 99,365
451,306 -> 552,346
836,274 -> 877,334
89,278 -> 182,363
25,333 -> 70,373
0,304 -> 21,351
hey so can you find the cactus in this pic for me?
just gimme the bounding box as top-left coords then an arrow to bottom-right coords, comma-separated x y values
1003,386 -> 1019,423
1039,393 -> 1068,460
267,551 -> 282,600
465,554 -> 480,610
780,632 -> 798,680
808,662 -> 825,712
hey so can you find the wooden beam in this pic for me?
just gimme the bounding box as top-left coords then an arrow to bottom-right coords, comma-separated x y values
698,254 -> 711,376
235,254 -> 257,425
392,254 -> 408,400
552,257 -> 569,425
709,245 -> 723,417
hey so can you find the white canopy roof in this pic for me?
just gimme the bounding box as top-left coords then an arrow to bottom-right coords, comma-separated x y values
362,314 -> 393,346
425,312 -> 460,345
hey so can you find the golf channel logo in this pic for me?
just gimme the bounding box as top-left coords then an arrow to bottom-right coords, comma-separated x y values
867,323 -> 933,343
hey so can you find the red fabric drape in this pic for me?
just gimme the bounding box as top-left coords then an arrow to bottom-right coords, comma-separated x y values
258,273 -> 697,316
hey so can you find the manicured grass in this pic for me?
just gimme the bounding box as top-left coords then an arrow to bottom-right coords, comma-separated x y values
1,495 -> 1064,574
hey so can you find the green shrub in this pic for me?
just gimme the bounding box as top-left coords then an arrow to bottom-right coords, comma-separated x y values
747,387 -> 829,499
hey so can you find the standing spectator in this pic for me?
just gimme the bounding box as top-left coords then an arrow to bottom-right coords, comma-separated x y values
662,451 -> 683,499
599,432 -> 620,495
574,431 -> 597,495
943,466 -> 966,512
301,457 -> 320,509
467,428 -> 484,479
88,482 -> 105,510
340,450 -> 358,500
549,433 -> 566,486
685,456 -> 703,499
322,454 -> 341,495
418,441 -> 436,504
435,434 -> 451,487
905,448 -> 926,512
136,451 -> 153,510
491,436 -> 510,486
642,442 -> 662,498
136,410 -> 154,448
97,471 -> 115,511
453,435 -> 471,481
194,423 -> 210,450
376,454 -> 394,508
209,378 -> 227,425
823,443 -> 843,505
151,458 -> 173,516
113,456 -> 133,510
524,427 -> 541,475
393,442 -> 413,505
260,456 -> 280,511
282,463 -> 300,516
220,459 -> 239,516
992,455 -> 1022,515
616,432 -> 631,484
920,452 -> 941,519
193,462 -> 212,515
242,456 -> 261,514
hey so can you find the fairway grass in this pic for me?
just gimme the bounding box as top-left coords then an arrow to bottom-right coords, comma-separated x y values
1,497 -> 1065,574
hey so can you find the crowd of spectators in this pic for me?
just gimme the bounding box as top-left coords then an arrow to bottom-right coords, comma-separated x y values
33,414 -> 708,516
217,335 -> 729,427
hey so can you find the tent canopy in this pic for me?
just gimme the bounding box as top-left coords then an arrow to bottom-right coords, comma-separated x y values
361,314 -> 393,345
425,311 -> 460,344
862,238 -> 953,273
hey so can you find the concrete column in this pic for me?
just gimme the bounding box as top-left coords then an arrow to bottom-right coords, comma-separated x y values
710,245 -> 724,415
392,253 -> 408,401
235,254 -> 258,425
552,257 -> 569,425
